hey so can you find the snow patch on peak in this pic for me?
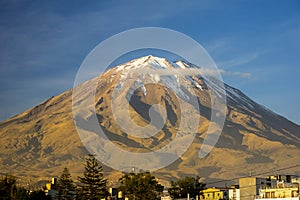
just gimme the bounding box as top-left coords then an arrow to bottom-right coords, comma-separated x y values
146,57 -> 169,69
175,60 -> 188,69
225,85 -> 254,109
176,60 -> 202,69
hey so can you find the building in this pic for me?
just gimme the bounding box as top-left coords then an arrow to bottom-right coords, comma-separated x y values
228,185 -> 240,200
44,178 -> 58,199
161,189 -> 172,200
256,186 -> 299,199
200,187 -> 229,200
239,177 -> 277,200
254,175 -> 299,200
161,196 -> 172,200
199,174 -> 299,200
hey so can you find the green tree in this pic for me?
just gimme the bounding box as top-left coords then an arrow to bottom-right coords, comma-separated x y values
168,176 -> 205,199
57,167 -> 76,200
0,174 -> 51,200
0,174 -> 17,200
77,154 -> 107,200
14,187 -> 30,200
118,172 -> 163,200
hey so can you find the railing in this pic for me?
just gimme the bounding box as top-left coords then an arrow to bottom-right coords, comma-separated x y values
255,195 -> 300,200
260,185 -> 299,189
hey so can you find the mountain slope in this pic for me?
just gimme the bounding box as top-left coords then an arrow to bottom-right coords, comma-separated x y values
0,55 -> 299,185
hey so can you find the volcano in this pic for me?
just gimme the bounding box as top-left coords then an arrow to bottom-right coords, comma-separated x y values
0,55 -> 299,185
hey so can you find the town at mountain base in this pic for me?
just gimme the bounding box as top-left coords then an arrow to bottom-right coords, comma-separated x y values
2,156 -> 299,200
0,56 -> 299,188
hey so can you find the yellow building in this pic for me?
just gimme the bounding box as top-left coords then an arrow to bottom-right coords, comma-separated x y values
258,186 -> 299,198
44,178 -> 58,199
200,187 -> 229,200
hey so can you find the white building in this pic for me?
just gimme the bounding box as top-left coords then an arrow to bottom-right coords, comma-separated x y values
228,185 -> 240,200
254,175 -> 299,200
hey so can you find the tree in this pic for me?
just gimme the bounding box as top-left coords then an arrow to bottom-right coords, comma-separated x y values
118,172 -> 164,200
57,167 -> 76,200
77,154 -> 107,200
168,176 -> 206,199
0,174 -> 17,199
14,187 -> 30,200
28,189 -> 52,200
0,174 -> 51,200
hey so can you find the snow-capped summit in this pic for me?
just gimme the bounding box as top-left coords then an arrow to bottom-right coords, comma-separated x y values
111,56 -> 271,112
108,55 -> 212,101
114,55 -> 182,72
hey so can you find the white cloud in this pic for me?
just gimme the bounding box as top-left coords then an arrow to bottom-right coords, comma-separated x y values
130,67 -> 251,79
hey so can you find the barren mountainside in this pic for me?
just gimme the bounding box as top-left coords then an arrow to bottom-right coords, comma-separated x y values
0,56 -> 299,185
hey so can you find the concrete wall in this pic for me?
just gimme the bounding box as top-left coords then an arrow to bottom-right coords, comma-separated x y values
239,177 -> 271,200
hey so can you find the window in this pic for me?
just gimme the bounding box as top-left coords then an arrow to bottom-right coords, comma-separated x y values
271,192 -> 275,198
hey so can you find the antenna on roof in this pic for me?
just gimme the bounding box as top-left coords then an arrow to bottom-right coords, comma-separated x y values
249,171 -> 252,177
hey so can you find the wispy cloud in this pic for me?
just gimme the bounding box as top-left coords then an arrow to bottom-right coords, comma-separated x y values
205,37 -> 232,54
129,67 -> 251,79
220,70 -> 251,78
205,37 -> 262,72
217,52 -> 260,69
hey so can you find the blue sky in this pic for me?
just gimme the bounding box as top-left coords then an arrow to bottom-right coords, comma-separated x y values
0,1 -> 299,124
